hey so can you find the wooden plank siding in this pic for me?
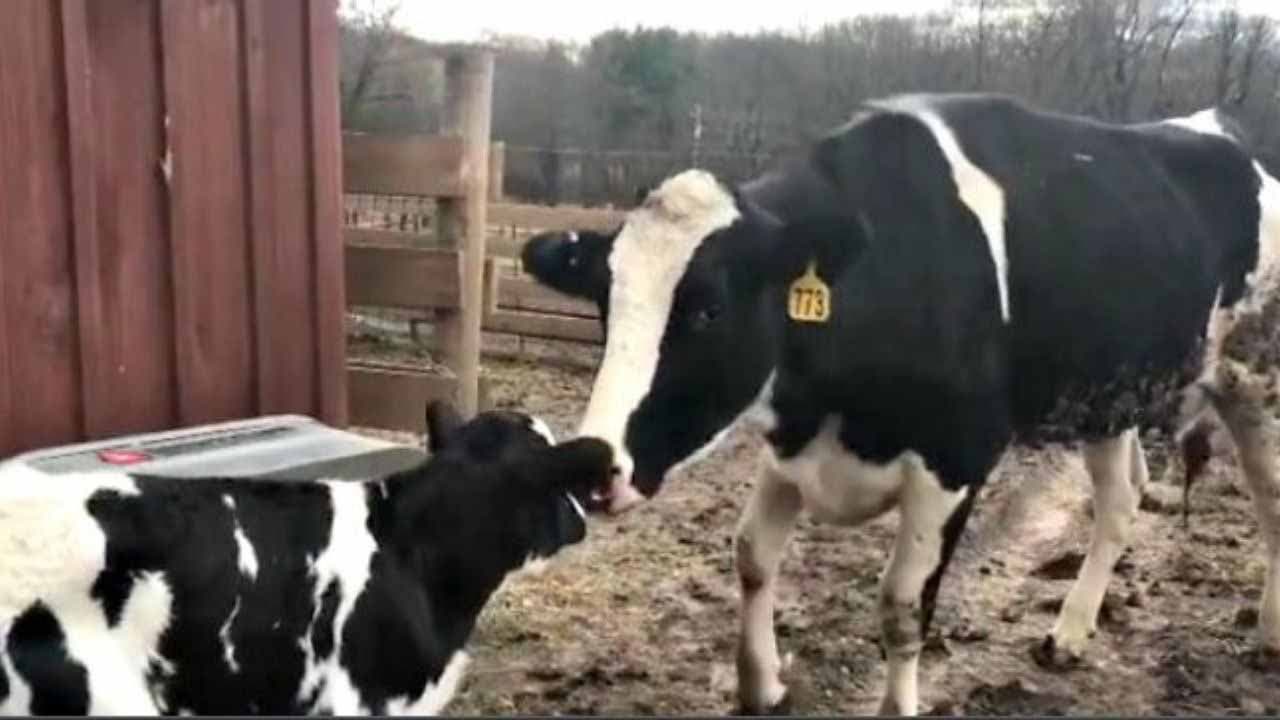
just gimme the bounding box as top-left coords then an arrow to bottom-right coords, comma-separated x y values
0,0 -> 82,453
0,0 -> 346,456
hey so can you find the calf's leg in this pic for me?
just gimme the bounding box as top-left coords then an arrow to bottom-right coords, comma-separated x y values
734,457 -> 803,714
1040,428 -> 1145,666
876,460 -> 975,716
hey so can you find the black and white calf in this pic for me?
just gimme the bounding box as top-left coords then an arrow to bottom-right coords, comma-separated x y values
0,403 -> 612,715
522,93 -> 1280,715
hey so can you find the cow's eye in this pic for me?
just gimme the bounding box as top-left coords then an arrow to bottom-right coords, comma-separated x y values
689,304 -> 721,332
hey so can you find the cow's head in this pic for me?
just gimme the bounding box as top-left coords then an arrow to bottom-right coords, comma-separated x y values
419,401 -> 614,562
522,170 -> 811,514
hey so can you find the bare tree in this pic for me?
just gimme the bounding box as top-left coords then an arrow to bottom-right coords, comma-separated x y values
1152,0 -> 1198,114
339,0 -> 403,125
470,2 -> 1280,205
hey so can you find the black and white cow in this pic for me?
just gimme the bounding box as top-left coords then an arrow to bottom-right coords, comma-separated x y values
522,93 -> 1280,715
0,403 -> 612,715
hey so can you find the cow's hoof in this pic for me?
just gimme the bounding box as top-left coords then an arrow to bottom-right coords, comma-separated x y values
735,691 -> 792,716
1031,634 -> 1086,671
876,695 -> 904,716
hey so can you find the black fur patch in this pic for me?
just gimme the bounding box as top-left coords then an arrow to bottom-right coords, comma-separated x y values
310,579 -> 341,661
6,602 -> 90,714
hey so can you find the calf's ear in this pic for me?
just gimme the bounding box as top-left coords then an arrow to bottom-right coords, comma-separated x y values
532,438 -> 614,495
425,400 -> 464,453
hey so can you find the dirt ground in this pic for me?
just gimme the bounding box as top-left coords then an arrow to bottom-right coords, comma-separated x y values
351,331 -> 1280,716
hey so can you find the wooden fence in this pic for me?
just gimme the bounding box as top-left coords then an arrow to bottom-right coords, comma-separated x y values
343,195 -> 623,258
343,48 -> 497,430
343,199 -> 618,353
0,0 -> 345,457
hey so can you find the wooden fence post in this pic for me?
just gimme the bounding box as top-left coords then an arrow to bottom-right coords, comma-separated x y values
489,140 -> 505,201
434,49 -> 493,418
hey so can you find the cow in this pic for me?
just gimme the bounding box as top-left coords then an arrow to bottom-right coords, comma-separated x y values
520,92 -> 1280,715
0,402 -> 613,716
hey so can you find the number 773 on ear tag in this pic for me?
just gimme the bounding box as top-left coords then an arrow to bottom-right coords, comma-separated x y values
787,260 -> 831,323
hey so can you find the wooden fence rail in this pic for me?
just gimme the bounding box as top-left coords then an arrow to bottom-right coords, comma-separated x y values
342,201 -> 615,353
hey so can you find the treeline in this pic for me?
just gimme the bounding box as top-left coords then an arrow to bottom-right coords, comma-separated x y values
341,0 -> 1280,206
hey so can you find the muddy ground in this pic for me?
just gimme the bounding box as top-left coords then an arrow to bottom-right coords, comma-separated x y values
351,330 -> 1280,716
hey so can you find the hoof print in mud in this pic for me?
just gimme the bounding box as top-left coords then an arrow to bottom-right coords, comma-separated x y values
1000,600 -> 1029,624
961,679 -> 1074,716
1240,645 -> 1280,672
1032,551 -> 1086,580
1234,607 -> 1259,630
1031,635 -> 1087,671
947,618 -> 991,644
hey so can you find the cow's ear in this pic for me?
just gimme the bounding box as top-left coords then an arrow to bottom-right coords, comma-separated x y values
730,186 -> 868,290
773,211 -> 871,287
521,229 -> 615,303
425,400 -> 464,453
730,186 -> 786,278
531,438 -> 614,495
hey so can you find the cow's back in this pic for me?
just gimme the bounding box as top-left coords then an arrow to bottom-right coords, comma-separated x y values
920,96 -> 1266,439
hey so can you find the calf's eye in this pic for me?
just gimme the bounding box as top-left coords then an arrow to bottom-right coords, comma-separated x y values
689,304 -> 721,332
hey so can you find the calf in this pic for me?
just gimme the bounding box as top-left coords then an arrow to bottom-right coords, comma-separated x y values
0,403 -> 611,716
522,93 -> 1280,714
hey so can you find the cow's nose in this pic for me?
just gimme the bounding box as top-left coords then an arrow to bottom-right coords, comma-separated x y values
605,479 -> 645,515
589,452 -> 643,515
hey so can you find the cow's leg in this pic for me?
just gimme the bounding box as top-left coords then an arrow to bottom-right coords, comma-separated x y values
735,459 -> 803,714
1205,359 -> 1280,652
1038,428 -> 1145,666
876,462 -> 975,716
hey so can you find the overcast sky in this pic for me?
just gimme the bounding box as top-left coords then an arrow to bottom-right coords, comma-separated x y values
398,0 -> 1280,44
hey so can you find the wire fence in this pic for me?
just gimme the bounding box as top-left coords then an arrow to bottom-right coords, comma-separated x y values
499,144 -> 783,207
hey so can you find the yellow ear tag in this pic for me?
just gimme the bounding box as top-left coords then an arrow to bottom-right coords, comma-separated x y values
787,260 -> 831,323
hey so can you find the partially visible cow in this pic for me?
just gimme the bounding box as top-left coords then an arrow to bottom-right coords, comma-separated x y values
0,402 -> 612,716
522,93 -> 1280,714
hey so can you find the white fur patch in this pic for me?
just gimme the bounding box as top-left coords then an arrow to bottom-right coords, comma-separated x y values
384,651 -> 470,716
528,415 -> 557,446
0,466 -> 170,714
577,169 -> 741,489
565,492 -> 587,521
876,99 -> 1011,322
0,651 -> 33,714
0,468 -> 137,620
1249,161 -> 1280,306
111,570 -> 174,683
296,482 -> 379,714
222,495 -> 259,581
1163,107 -> 1228,137
773,416 -> 918,527
220,596 -> 241,674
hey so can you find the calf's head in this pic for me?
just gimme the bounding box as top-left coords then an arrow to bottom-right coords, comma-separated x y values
413,402 -> 614,568
522,170 -> 808,514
